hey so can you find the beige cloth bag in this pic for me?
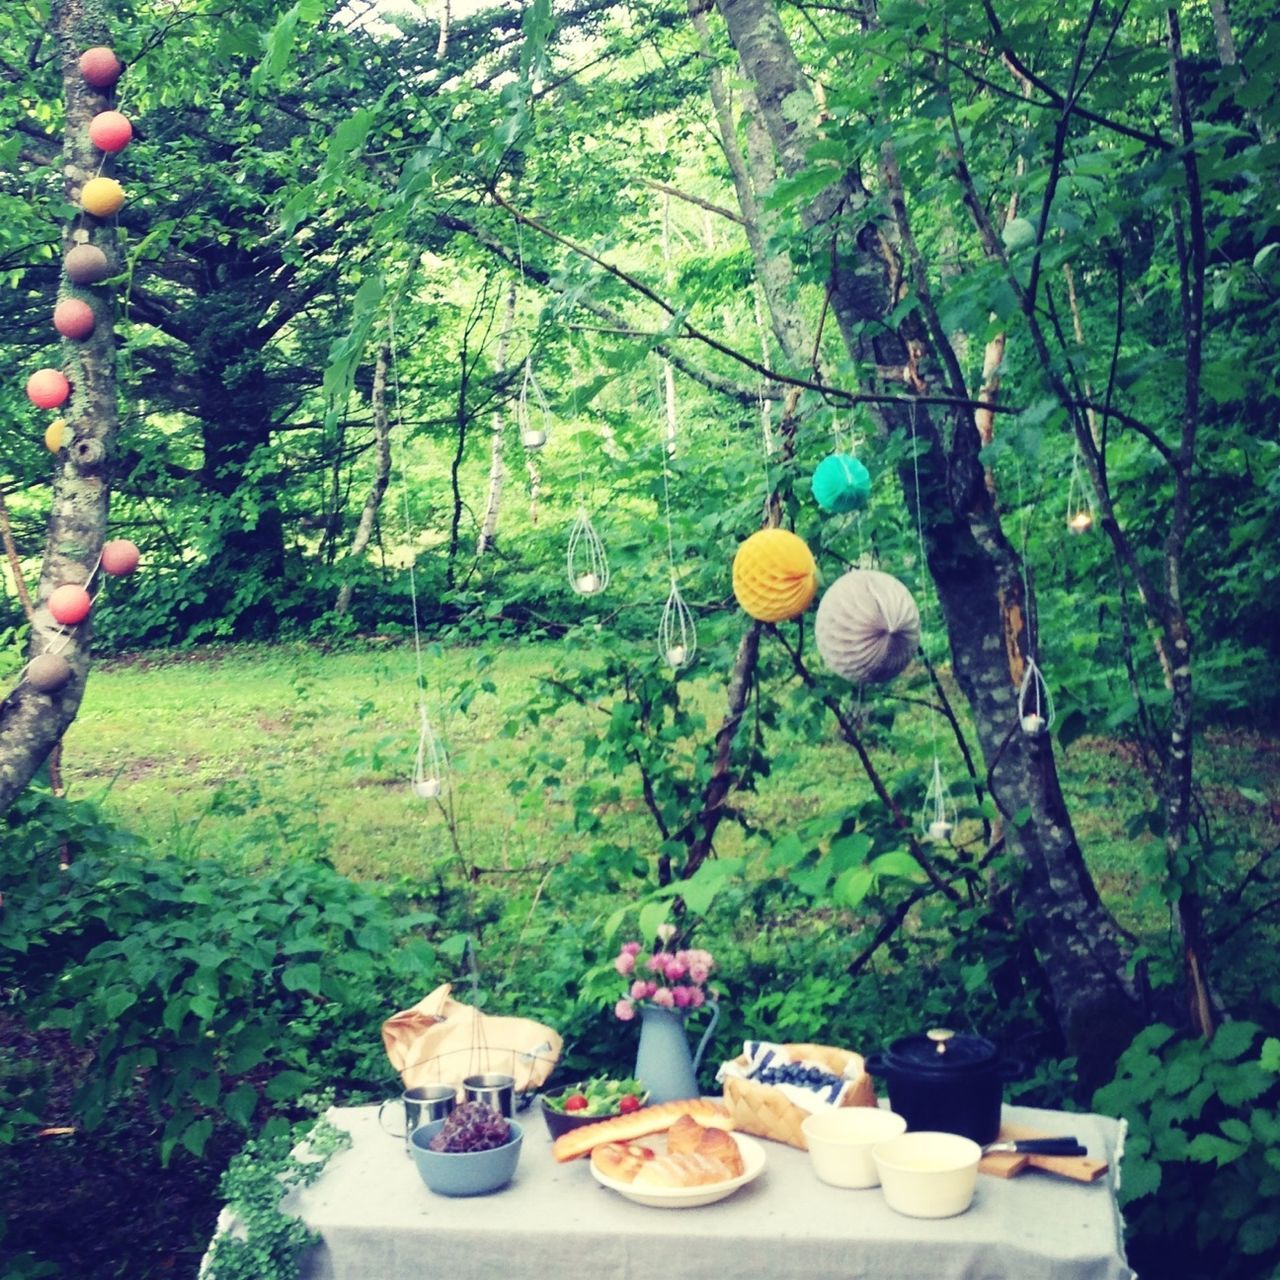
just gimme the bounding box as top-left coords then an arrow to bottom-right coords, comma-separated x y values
381,983 -> 562,1093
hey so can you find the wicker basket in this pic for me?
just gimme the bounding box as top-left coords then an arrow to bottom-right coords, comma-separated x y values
721,1042 -> 878,1149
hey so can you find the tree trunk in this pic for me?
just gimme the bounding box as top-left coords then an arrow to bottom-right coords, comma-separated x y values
0,0 -> 119,816
336,341 -> 393,615
477,282 -> 517,555
713,0 -> 1147,1081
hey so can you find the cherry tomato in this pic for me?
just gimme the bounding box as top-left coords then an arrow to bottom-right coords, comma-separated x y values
563,1093 -> 589,1112
618,1094 -> 642,1114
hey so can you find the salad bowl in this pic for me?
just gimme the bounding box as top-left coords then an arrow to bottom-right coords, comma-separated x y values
540,1078 -> 649,1141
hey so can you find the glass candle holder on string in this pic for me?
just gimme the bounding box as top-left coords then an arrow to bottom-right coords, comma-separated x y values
1018,657 -> 1055,737
412,707 -> 448,799
517,358 -> 551,450
1066,444 -> 1095,534
921,753 -> 957,842
567,508 -> 609,596
658,576 -> 696,670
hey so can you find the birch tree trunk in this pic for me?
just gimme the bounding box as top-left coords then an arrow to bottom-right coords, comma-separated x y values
335,342 -> 393,615
0,0 -> 120,816
712,0 -> 1147,1080
476,282 -> 517,555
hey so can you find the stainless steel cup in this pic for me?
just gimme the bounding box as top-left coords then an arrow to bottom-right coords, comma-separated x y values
379,1084 -> 456,1154
463,1073 -> 516,1118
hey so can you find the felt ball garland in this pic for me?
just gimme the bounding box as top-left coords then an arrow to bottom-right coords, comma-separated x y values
27,369 -> 70,409
54,298 -> 96,341
81,176 -> 125,218
49,584 -> 93,626
732,528 -> 819,622
101,539 -> 140,576
79,46 -> 123,88
814,568 -> 921,683
44,419 -> 67,453
27,653 -> 73,694
811,453 -> 872,515
65,244 -> 110,285
89,110 -> 132,153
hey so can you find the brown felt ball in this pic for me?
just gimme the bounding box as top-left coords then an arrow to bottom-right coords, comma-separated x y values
27,653 -> 72,693
101,539 -> 140,576
65,244 -> 110,285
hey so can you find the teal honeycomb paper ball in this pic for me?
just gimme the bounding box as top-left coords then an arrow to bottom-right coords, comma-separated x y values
811,453 -> 872,514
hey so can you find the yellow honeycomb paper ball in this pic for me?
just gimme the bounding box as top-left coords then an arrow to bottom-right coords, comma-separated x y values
81,177 -> 125,218
732,528 -> 819,622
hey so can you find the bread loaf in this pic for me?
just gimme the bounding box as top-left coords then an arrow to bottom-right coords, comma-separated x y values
665,1114 -> 704,1155
552,1097 -> 733,1162
590,1141 -> 656,1182
690,1124 -> 744,1176
633,1152 -> 732,1189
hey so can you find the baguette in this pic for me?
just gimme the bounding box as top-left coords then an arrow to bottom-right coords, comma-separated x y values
552,1097 -> 733,1162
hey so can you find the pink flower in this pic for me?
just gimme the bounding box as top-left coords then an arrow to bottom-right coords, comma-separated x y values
647,951 -> 671,974
687,986 -> 706,1008
630,979 -> 656,1001
614,951 -> 636,976
685,949 -> 713,970
614,999 -> 636,1021
672,985 -> 693,1008
622,941 -> 642,956
664,959 -> 688,982
688,963 -> 710,985
651,986 -> 676,1008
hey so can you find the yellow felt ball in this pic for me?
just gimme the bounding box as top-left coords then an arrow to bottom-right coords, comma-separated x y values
44,418 -> 67,452
732,528 -> 819,622
81,176 -> 125,218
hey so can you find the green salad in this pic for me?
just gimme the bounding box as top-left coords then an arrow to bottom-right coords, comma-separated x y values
543,1076 -> 648,1117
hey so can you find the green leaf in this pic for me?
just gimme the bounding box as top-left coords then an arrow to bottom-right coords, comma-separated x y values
265,1070 -> 312,1102
1187,1132 -> 1247,1166
281,962 -> 323,994
1211,1021 -> 1259,1062
833,865 -> 874,909
869,851 -> 923,879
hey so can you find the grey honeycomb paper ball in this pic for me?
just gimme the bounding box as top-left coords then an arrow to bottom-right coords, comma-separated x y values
815,569 -> 921,683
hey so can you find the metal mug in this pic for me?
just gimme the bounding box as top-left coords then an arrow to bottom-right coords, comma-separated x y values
462,1073 -> 516,1119
378,1084 -> 456,1154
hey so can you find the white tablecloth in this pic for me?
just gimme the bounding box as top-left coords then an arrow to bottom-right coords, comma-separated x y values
275,1103 -> 1135,1280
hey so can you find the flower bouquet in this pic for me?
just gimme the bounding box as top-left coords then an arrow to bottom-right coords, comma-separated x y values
610,925 -> 715,1021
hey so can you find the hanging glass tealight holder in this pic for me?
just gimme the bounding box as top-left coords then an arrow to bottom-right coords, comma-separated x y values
567,507 -> 609,596
517,358 -> 551,450
921,753 -> 956,841
658,576 -> 697,670
412,707 -> 448,799
1066,445 -> 1094,534
1017,657 -> 1055,736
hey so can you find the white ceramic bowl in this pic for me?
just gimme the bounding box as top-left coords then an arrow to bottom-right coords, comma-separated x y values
800,1108 -> 908,1188
872,1130 -> 981,1218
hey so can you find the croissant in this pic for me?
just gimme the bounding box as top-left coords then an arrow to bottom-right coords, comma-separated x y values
692,1124 -> 744,1177
633,1152 -> 733,1189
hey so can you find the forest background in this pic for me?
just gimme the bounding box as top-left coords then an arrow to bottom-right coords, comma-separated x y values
1,0 -> 1279,1276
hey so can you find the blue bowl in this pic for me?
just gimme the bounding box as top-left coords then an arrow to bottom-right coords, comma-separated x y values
410,1118 -> 524,1197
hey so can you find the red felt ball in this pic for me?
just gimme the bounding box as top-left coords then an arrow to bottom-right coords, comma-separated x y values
26,368 -> 70,409
101,539 -> 140,576
49,584 -> 92,626
89,110 -> 133,153
65,244 -> 110,285
54,298 -> 96,341
79,46 -> 123,89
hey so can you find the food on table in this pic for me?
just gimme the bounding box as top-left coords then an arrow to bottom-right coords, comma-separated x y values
590,1116 -> 745,1188
427,1101 -> 511,1153
542,1076 -> 647,1117
552,1097 -> 733,1162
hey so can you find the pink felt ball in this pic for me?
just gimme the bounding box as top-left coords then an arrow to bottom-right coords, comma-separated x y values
26,368 -> 71,409
100,539 -> 140,576
79,46 -> 123,89
89,110 -> 132,153
54,298 -> 96,341
49,584 -> 92,626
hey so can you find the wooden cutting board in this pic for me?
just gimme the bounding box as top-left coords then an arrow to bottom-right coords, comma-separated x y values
979,1119 -> 1109,1183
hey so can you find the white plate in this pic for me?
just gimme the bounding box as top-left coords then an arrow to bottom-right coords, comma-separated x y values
590,1133 -> 767,1208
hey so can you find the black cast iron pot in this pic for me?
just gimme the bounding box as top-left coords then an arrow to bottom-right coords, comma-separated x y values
864,1029 -> 1020,1145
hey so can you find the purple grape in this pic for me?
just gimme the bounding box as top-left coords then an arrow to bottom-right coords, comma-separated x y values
428,1101 -> 511,1153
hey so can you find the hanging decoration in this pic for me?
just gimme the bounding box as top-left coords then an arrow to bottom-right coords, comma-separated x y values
517,358 -> 551,450
654,373 -> 695,669
921,754 -> 956,842
1066,443 -> 1094,534
48,584 -> 92,626
88,110 -> 132,153
26,369 -> 70,410
811,452 -> 872,515
814,568 -> 920,683
26,653 -> 72,694
53,298 -> 96,341
44,419 -> 66,453
567,507 -> 609,595
101,539 -> 140,576
81,176 -> 125,218
65,244 -> 110,285
412,706 -> 447,799
78,46 -> 123,88
732,528 -> 818,622
1018,657 -> 1055,736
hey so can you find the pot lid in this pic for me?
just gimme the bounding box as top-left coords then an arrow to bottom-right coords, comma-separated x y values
884,1028 -> 1000,1073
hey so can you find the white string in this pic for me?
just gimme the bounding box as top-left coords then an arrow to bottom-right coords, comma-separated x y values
389,306 -> 448,797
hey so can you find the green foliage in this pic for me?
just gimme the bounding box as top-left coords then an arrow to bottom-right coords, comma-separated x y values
1094,1022 -> 1280,1278
0,789 -> 440,1164
202,1108 -> 351,1280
